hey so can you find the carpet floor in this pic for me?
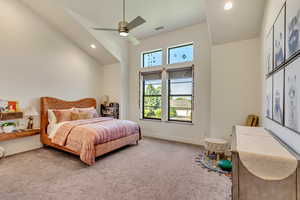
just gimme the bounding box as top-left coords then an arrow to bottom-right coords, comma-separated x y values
0,138 -> 231,200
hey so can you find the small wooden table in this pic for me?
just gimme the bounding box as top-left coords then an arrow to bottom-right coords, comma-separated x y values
0,129 -> 40,142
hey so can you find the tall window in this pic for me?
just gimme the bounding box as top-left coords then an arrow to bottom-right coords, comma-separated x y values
168,44 -> 193,64
168,68 -> 193,122
142,50 -> 163,68
140,44 -> 194,123
142,72 -> 162,119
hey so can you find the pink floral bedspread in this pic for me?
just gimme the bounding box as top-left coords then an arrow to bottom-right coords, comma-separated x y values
52,118 -> 140,165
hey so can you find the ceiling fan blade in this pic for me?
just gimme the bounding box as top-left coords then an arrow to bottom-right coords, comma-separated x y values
126,16 -> 146,30
128,34 -> 140,46
93,28 -> 118,31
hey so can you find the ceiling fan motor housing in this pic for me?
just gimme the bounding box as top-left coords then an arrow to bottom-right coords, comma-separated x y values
118,21 -> 129,33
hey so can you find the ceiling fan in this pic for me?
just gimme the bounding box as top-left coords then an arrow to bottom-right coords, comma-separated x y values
93,0 -> 146,45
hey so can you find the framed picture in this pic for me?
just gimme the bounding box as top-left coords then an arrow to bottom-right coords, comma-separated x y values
0,100 -> 8,113
266,77 -> 273,119
285,56 -> 300,132
286,0 -> 300,60
266,27 -> 274,74
274,5 -> 286,68
273,69 -> 284,124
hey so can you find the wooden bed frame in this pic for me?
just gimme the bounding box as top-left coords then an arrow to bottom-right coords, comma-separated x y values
40,97 -> 140,158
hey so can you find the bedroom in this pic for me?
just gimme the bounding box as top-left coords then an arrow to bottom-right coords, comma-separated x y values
1,0 -> 300,199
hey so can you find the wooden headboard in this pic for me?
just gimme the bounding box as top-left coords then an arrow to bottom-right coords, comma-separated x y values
40,97 -> 96,145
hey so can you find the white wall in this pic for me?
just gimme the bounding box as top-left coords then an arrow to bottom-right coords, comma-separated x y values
67,10 -> 130,119
261,0 -> 300,154
128,23 -> 211,145
0,0 -> 103,156
101,63 -> 122,103
210,38 -> 262,140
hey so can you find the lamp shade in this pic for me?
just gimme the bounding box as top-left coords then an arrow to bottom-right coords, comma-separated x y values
100,95 -> 109,105
23,106 -> 39,116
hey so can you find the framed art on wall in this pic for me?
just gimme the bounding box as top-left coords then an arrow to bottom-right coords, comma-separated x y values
266,77 -> 273,119
266,28 -> 274,74
273,69 -> 284,124
285,56 -> 300,132
274,5 -> 286,68
286,0 -> 300,60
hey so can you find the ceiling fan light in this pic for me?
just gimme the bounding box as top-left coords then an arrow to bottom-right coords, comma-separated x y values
119,31 -> 129,37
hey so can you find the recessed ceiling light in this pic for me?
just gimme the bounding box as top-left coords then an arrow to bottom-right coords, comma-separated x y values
224,1 -> 233,10
90,44 -> 96,49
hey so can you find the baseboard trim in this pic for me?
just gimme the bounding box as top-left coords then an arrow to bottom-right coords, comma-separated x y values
143,133 -> 203,146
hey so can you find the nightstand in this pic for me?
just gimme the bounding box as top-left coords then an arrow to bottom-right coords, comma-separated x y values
100,103 -> 119,119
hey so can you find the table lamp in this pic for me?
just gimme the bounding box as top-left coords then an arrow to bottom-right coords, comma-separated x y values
100,95 -> 109,106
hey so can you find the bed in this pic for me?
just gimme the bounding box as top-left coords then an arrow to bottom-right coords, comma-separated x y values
40,97 -> 141,165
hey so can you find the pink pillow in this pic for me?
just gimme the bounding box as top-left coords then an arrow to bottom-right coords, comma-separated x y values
52,110 -> 73,123
75,107 -> 98,118
71,111 -> 93,121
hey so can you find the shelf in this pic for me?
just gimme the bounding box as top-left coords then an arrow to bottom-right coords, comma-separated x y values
0,112 -> 23,120
0,129 -> 40,142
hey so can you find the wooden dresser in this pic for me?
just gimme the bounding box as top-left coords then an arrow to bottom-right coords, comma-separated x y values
231,126 -> 300,200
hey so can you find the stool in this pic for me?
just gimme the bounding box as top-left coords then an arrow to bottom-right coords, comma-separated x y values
204,138 -> 229,160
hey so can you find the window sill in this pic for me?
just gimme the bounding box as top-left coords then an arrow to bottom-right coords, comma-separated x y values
139,118 -> 194,125
140,118 -> 162,123
166,120 -> 194,125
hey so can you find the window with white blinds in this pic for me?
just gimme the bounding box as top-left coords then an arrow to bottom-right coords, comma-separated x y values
141,72 -> 162,120
168,68 -> 193,122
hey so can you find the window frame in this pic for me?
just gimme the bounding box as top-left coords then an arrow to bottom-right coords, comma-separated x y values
139,43 -> 195,125
167,68 -> 193,123
167,43 -> 194,65
141,74 -> 162,120
141,49 -> 163,68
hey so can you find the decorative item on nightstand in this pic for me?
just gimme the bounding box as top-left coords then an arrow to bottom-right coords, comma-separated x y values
24,106 -> 38,129
101,102 -> 119,119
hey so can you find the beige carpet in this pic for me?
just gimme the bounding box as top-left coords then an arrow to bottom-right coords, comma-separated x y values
0,138 -> 231,200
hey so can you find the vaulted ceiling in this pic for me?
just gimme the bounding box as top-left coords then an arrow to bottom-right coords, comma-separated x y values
21,0 -> 266,64
206,0 -> 266,45
60,0 -> 207,39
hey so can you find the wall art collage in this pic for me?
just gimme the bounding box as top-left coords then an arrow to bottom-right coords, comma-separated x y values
265,0 -> 300,133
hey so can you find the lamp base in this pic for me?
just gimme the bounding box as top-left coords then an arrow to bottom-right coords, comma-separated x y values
27,116 -> 34,130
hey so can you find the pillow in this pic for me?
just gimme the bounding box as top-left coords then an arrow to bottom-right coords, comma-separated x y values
48,110 -> 57,124
71,111 -> 93,121
75,107 -> 99,118
48,108 -> 74,124
52,110 -> 73,123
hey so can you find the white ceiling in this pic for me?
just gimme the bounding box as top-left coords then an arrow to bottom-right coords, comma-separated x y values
56,0 -> 207,39
206,0 -> 266,45
21,0 -> 266,64
21,0 -> 118,65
